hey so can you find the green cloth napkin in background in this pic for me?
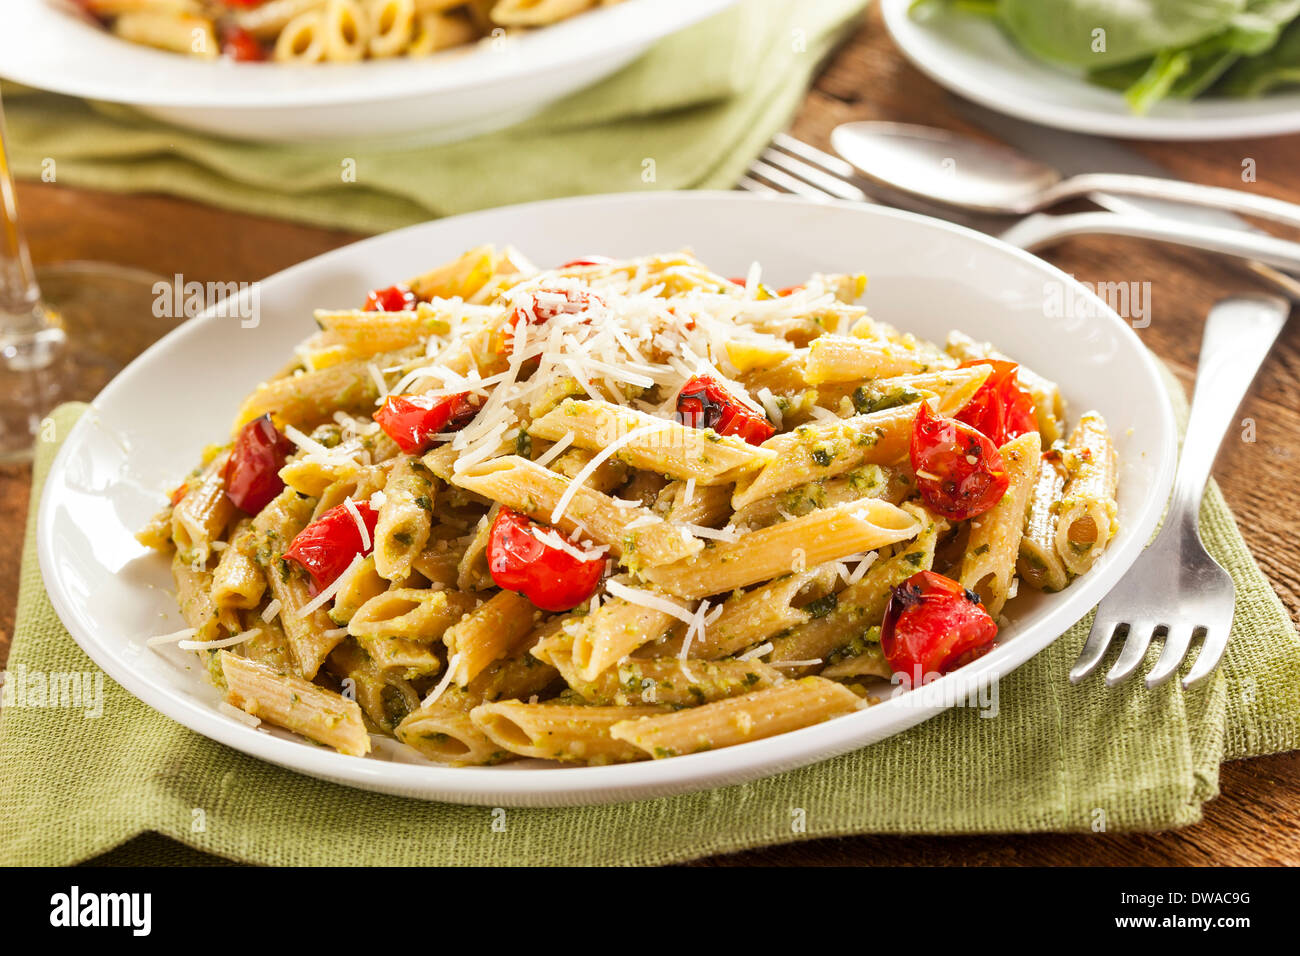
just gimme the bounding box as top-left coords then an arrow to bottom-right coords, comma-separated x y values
2,365 -> 1297,866
3,0 -> 868,234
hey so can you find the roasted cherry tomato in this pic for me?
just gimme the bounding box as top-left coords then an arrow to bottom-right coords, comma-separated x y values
560,256 -> 616,268
224,415 -> 294,514
362,283 -> 417,313
373,391 -> 480,454
169,483 -> 189,507
955,359 -> 1037,446
486,508 -> 605,612
220,24 -> 266,61
223,0 -> 270,6
675,374 -> 775,446
283,501 -> 379,592
881,570 -> 998,679
910,402 -> 1009,521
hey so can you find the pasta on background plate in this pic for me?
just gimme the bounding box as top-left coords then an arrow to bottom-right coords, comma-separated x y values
140,245 -> 1119,765
75,0 -> 625,63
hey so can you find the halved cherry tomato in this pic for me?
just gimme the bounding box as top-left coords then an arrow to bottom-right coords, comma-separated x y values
881,570 -> 998,679
362,283 -> 417,313
910,402 -> 1009,521
675,374 -> 775,446
283,501 -> 378,592
560,256 -> 616,268
169,483 -> 189,507
499,285 -> 602,354
955,359 -> 1037,446
373,391 -> 480,454
224,415 -> 294,514
220,25 -> 266,61
486,508 -> 605,612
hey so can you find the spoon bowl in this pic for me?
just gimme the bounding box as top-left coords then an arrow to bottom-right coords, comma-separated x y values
830,121 -> 1061,215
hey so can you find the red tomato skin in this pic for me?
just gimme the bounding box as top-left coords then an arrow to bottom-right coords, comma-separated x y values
486,509 -> 605,613
675,375 -> 775,446
220,25 -> 266,60
224,415 -> 294,514
283,502 -> 379,592
362,283 -> 417,313
909,403 -> 1010,521
560,256 -> 616,268
881,570 -> 998,679
955,359 -> 1037,445
372,392 -> 479,454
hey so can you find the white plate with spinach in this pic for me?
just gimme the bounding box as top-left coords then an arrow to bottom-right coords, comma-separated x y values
884,0 -> 1300,140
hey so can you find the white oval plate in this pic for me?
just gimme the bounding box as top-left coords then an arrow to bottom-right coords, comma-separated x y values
882,0 -> 1300,141
37,192 -> 1176,807
0,0 -> 735,144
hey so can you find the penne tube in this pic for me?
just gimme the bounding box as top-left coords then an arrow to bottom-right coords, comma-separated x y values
451,455 -> 702,570
348,587 -> 478,642
374,457 -> 435,581
470,701 -> 667,764
660,564 -> 836,660
803,334 -> 956,385
960,430 -> 1042,615
1017,453 -> 1070,592
729,463 -> 910,530
1055,412 -> 1119,577
396,687 -> 512,765
171,450 -> 234,565
113,12 -> 217,57
251,489 -> 341,679
731,403 -> 925,510
444,590 -> 540,685
565,657 -> 783,707
221,652 -> 370,756
767,505 -> 944,669
642,498 -> 921,600
566,596 -> 679,682
528,398 -> 774,485
171,550 -> 223,644
211,519 -> 266,610
610,677 -> 864,758
326,638 -> 419,732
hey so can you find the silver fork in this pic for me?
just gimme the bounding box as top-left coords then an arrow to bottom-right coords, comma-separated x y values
1071,295 -> 1288,689
742,135 -> 1292,689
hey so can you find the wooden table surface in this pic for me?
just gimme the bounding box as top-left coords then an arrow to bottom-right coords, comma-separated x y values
3,5 -> 1298,865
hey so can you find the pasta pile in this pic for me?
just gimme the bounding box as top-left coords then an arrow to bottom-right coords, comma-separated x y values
77,0 -> 625,63
141,247 -> 1119,765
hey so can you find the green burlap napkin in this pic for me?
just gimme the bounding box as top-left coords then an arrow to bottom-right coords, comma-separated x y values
2,363 -> 1297,866
3,0 -> 867,234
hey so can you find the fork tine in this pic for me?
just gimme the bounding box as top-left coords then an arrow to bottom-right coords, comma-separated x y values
1182,624 -> 1231,688
736,174 -> 780,194
771,132 -> 861,180
759,148 -> 870,202
1069,613 -> 1122,683
746,159 -> 839,202
1144,624 -> 1195,688
1104,621 -> 1158,687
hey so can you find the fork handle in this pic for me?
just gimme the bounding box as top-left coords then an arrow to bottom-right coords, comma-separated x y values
1170,295 -> 1289,526
999,211 -> 1300,274
1044,173 -> 1300,232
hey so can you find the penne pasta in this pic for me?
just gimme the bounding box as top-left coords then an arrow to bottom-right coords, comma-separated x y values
221,652 -> 370,756
609,677 -> 864,758
642,498 -> 921,600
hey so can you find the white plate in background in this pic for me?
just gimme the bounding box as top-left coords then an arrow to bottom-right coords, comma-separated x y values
37,192 -> 1177,806
882,0 -> 1300,141
0,0 -> 737,144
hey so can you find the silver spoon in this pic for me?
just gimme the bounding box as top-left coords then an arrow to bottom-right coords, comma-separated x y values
831,121 -> 1300,230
